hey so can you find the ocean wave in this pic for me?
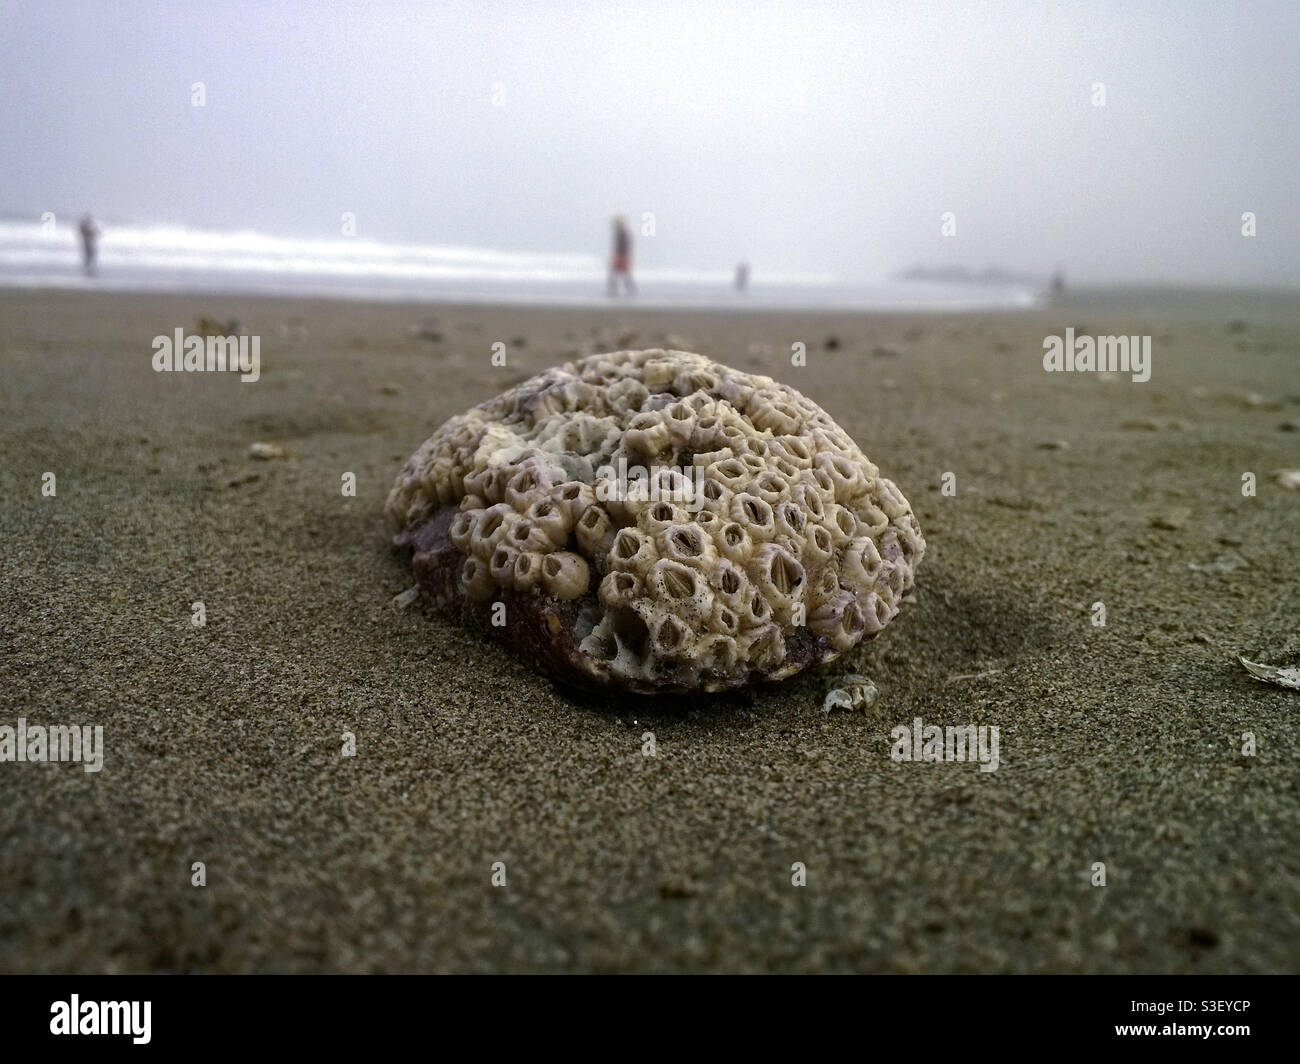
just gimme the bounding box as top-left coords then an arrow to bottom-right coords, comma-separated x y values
0,218 -> 1036,310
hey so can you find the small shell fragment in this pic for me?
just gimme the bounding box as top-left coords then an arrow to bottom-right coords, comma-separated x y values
823,674 -> 879,713
1238,656 -> 1300,691
392,585 -> 421,612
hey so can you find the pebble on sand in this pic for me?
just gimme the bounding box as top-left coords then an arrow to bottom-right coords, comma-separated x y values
1150,508 -> 1190,530
1237,391 -> 1283,410
409,320 -> 443,342
1188,552 -> 1248,574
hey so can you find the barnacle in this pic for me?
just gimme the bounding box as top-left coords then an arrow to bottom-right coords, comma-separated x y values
388,349 -> 925,693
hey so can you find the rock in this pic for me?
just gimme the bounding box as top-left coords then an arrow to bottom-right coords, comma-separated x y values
1237,392 -> 1283,411
1188,553 -> 1248,574
197,316 -> 239,336
276,321 -> 309,341
387,349 -> 925,693
409,319 -> 443,342
1150,508 -> 1190,530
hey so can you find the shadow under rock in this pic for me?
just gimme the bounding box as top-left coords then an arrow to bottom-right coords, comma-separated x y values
893,559 -> 1065,679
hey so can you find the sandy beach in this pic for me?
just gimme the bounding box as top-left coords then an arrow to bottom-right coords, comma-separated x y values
2,286 -> 1298,973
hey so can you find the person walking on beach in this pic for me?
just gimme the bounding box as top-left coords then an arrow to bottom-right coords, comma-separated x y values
78,215 -> 100,277
608,215 -> 635,298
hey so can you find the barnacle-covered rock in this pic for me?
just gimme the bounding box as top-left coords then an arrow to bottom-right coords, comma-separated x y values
387,349 -> 924,693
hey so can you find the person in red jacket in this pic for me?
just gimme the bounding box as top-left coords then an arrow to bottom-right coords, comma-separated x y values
608,215 -> 636,298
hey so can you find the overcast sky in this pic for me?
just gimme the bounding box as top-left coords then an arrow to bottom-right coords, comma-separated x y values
3,0 -> 1297,286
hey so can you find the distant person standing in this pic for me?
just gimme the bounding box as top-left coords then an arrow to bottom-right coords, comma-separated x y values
608,215 -> 635,298
78,215 -> 100,277
735,262 -> 749,292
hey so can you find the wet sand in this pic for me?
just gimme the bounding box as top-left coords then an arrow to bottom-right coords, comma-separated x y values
1,286 -> 1298,973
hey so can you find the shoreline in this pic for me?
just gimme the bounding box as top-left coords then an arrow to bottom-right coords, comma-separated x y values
6,278 -> 1297,318
0,277 -> 1045,314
